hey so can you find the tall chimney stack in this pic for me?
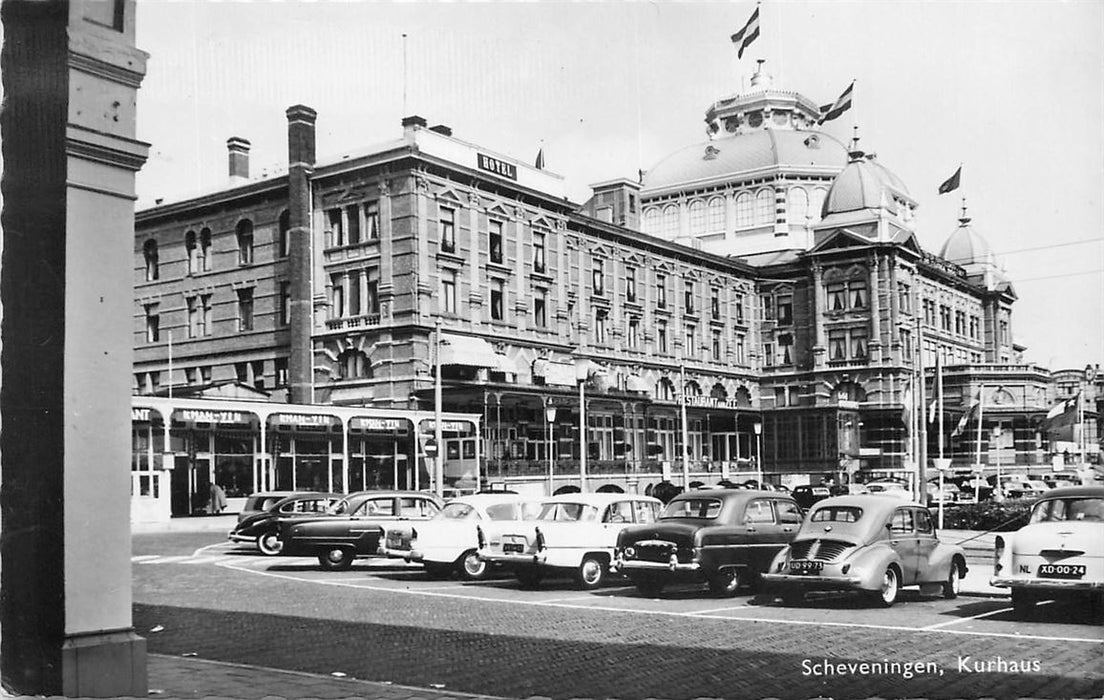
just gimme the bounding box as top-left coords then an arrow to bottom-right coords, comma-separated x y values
227,137 -> 250,183
286,105 -> 317,404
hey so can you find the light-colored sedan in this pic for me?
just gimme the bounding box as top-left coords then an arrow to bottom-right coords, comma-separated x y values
378,493 -> 543,580
479,492 -> 663,590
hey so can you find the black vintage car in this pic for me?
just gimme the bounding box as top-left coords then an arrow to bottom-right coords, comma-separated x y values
613,489 -> 802,597
228,492 -> 342,555
277,491 -> 443,570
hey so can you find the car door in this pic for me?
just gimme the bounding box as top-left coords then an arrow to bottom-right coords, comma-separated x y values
887,507 -> 920,583
912,507 -> 939,582
743,498 -> 783,572
598,500 -> 635,548
350,496 -> 397,554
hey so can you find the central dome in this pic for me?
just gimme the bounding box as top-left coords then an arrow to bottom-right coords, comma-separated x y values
643,129 -> 848,193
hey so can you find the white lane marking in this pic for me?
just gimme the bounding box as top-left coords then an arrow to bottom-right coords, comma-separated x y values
132,555 -> 160,562
179,556 -> 221,565
212,558 -> 1104,645
193,542 -> 236,558
923,599 -> 1057,630
687,604 -> 755,615
146,555 -> 191,564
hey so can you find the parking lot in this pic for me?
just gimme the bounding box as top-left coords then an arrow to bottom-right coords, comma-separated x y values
133,529 -> 1103,700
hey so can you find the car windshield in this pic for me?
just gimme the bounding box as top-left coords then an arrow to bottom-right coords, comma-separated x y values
537,502 -> 599,522
437,503 -> 478,520
1029,497 -> 1104,523
810,506 -> 863,523
484,503 -> 524,521
330,498 -> 355,515
661,498 -> 722,519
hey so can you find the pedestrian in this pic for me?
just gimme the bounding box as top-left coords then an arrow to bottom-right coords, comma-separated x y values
209,482 -> 227,514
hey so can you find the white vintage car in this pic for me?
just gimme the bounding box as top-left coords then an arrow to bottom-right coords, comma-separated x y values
991,486 -> 1104,617
478,492 -> 662,590
378,493 -> 543,580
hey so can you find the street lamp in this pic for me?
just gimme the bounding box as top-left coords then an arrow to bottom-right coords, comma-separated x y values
992,425 -> 1003,502
753,421 -> 763,488
434,318 -> 444,498
576,359 -> 590,493
545,402 -> 558,496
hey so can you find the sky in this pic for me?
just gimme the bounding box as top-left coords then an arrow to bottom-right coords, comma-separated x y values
133,0 -> 1104,373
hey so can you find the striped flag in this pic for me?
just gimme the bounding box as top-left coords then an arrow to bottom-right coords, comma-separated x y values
730,6 -> 760,59
818,82 -> 855,125
951,391 -> 980,438
938,166 -> 962,195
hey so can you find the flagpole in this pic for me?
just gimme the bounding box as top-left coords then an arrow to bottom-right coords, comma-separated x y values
937,354 -> 946,527
916,316 -> 927,503
975,384 -> 984,501
1077,390 -> 1085,465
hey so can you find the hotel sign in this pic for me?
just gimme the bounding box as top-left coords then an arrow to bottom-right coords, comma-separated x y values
679,395 -> 743,410
477,153 -> 517,181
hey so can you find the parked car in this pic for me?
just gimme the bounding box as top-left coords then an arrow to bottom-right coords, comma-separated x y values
378,493 -> 543,579
791,484 -> 832,510
926,480 -> 959,507
277,491 -> 443,570
479,492 -> 663,590
236,491 -> 297,524
228,491 -> 342,555
954,477 -> 994,502
863,481 -> 913,501
991,486 -> 1104,617
762,495 -> 967,607
613,489 -> 802,597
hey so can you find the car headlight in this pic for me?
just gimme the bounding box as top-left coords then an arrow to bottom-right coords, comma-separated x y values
624,546 -> 636,559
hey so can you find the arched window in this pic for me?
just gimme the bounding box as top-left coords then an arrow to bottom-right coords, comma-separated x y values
810,187 -> 828,222
337,349 -> 371,379
185,230 -> 198,274
643,207 -> 661,236
661,205 -> 679,238
833,381 -> 867,403
788,187 -> 809,226
710,383 -> 727,401
236,219 -> 254,265
735,192 -> 754,228
199,228 -> 212,271
683,380 -> 702,396
706,197 -> 725,233
688,200 -> 705,236
734,386 -> 752,408
655,377 -> 675,401
278,210 -> 290,259
142,239 -> 159,281
755,188 -> 774,225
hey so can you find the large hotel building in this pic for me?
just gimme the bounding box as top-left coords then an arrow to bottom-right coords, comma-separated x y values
130,64 -> 1098,519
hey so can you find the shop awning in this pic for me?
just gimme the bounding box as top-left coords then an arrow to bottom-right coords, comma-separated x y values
542,361 -> 578,387
626,375 -> 650,393
438,333 -> 499,368
494,353 -> 517,373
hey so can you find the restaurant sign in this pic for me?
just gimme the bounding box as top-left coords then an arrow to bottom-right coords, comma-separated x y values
679,395 -> 743,410
477,153 -> 517,181
350,417 -> 407,432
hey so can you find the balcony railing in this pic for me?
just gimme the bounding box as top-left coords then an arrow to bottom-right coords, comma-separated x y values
325,312 -> 381,331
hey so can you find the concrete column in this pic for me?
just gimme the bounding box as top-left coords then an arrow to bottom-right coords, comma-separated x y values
869,253 -> 883,362
286,104 -> 317,404
811,262 -> 826,369
1,0 -> 149,695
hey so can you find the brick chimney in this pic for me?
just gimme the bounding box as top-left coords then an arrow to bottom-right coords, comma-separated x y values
286,105 -> 317,404
227,137 -> 250,183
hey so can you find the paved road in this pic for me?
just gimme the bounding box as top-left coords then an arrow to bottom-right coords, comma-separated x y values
133,531 -> 1103,700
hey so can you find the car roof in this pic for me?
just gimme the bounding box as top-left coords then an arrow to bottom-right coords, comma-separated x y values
342,490 -> 444,505
1038,485 -> 1104,500
245,491 -> 298,499
672,488 -> 790,502
811,494 -> 927,516
542,492 -> 661,506
447,493 -> 529,506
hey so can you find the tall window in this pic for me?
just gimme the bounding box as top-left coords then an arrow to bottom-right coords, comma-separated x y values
735,293 -> 745,323
628,317 -> 640,349
706,197 -> 725,233
439,206 -> 456,253
851,328 -> 868,359
828,330 -> 846,361
735,333 -> 746,364
592,258 -> 605,295
626,267 -> 637,302
489,220 -> 504,264
898,282 -> 911,313
711,329 -> 722,361
280,281 -> 291,326
144,304 -> 159,343
490,279 -> 505,321
778,333 -> 793,364
755,188 -> 773,225
275,358 -> 288,387
534,289 -> 547,327
710,288 -> 720,319
594,308 -> 608,344
939,304 -> 952,330
278,210 -> 290,258
366,277 -> 379,314
657,321 -> 668,353
735,193 -> 754,228
656,274 -> 667,308
441,270 -> 457,313
777,294 -> 793,325
533,231 -> 546,272
327,208 -> 344,247
365,200 -> 380,240
143,239 -> 158,281
684,280 -> 695,314
199,228 -> 212,271
185,230 -> 198,274
236,219 -> 254,265
763,342 -> 775,367
688,201 -> 705,235
900,328 -> 912,360
346,203 -> 361,245
685,324 -> 697,357
849,280 -> 867,309
347,271 -> 361,316
187,295 -> 212,338
237,288 -> 254,331
761,294 -> 775,320
330,274 -> 345,318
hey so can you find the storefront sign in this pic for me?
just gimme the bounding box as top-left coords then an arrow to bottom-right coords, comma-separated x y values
351,417 -> 405,432
477,153 -> 517,181
132,407 -> 152,422
273,413 -> 335,427
678,395 -> 742,410
180,409 -> 247,424
421,420 -> 471,433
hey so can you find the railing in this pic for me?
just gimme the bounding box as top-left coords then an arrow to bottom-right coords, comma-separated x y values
325,312 -> 381,331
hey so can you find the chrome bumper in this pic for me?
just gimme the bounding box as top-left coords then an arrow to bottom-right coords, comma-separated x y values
761,573 -> 864,588
479,550 -> 545,566
613,558 -> 700,573
377,545 -> 422,562
228,532 -> 256,544
990,576 -> 1104,591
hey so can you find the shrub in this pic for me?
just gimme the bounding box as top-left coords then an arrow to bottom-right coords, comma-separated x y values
941,499 -> 1034,532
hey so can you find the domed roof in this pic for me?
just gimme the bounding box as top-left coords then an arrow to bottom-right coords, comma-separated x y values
642,129 -> 848,192
939,216 -> 992,266
822,151 -> 910,217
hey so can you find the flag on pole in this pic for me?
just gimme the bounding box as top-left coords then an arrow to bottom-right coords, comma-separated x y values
534,148 -> 545,170
818,82 -> 854,125
951,390 -> 980,438
938,166 -> 962,195
730,6 -> 760,59
1045,392 -> 1080,431
927,398 -> 938,424
901,381 -> 913,427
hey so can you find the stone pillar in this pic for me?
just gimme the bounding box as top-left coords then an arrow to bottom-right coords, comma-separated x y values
1,0 -> 149,695
286,104 -> 317,404
811,262 -> 826,369
868,253 -> 883,363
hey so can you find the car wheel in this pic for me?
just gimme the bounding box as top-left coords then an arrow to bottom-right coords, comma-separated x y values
1011,587 -> 1036,617
576,555 -> 607,590
318,547 -> 355,571
256,531 -> 283,556
515,566 -> 544,589
707,569 -> 742,597
870,566 -> 900,607
459,550 -> 488,581
633,577 -> 664,598
424,563 -> 452,579
942,560 -> 962,599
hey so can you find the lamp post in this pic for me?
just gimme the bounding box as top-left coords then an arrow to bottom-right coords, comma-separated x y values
434,318 -> 444,499
545,402 -> 558,496
577,360 -> 589,493
679,365 -> 690,489
753,421 -> 763,487
992,425 -> 1003,502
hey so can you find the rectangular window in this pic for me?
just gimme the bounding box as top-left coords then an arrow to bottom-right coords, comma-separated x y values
442,270 -> 457,314
275,358 -> 288,387
594,308 -> 608,344
327,208 -> 344,247
898,282 -> 911,313
252,361 -> 266,390
489,220 -> 504,264
685,324 -> 696,357
235,362 -> 249,384
900,328 -> 912,360
777,294 -> 793,325
490,279 -> 505,321
280,281 -> 291,326
534,289 -> 547,327
440,207 -> 456,253
761,294 -> 775,320
347,271 -> 361,316
145,304 -> 159,343
365,200 -> 380,240
237,288 -> 254,331
735,293 -> 745,323
656,274 -> 667,308
366,278 -> 379,314
592,258 -> 605,295
626,268 -> 637,302
851,328 -> 868,359
201,365 -> 212,384
940,305 -> 952,330
187,297 -> 199,338
533,231 -> 546,272
330,274 -> 345,318
778,333 -> 793,364
657,321 -> 668,353
710,288 -> 720,319
735,333 -> 746,364
763,342 -> 775,367
711,329 -> 722,361
628,317 -> 640,349
828,330 -> 846,361
684,281 -> 695,314
184,367 -> 197,385
827,284 -> 846,312
202,295 -> 212,336
346,203 -> 361,245
849,280 -> 867,309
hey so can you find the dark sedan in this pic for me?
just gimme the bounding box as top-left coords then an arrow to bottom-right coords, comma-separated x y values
277,491 -> 443,570
613,489 -> 802,597
228,492 -> 342,555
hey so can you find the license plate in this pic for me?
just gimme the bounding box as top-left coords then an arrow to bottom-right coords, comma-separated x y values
503,543 -> 524,554
1038,564 -> 1085,579
790,560 -> 823,574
